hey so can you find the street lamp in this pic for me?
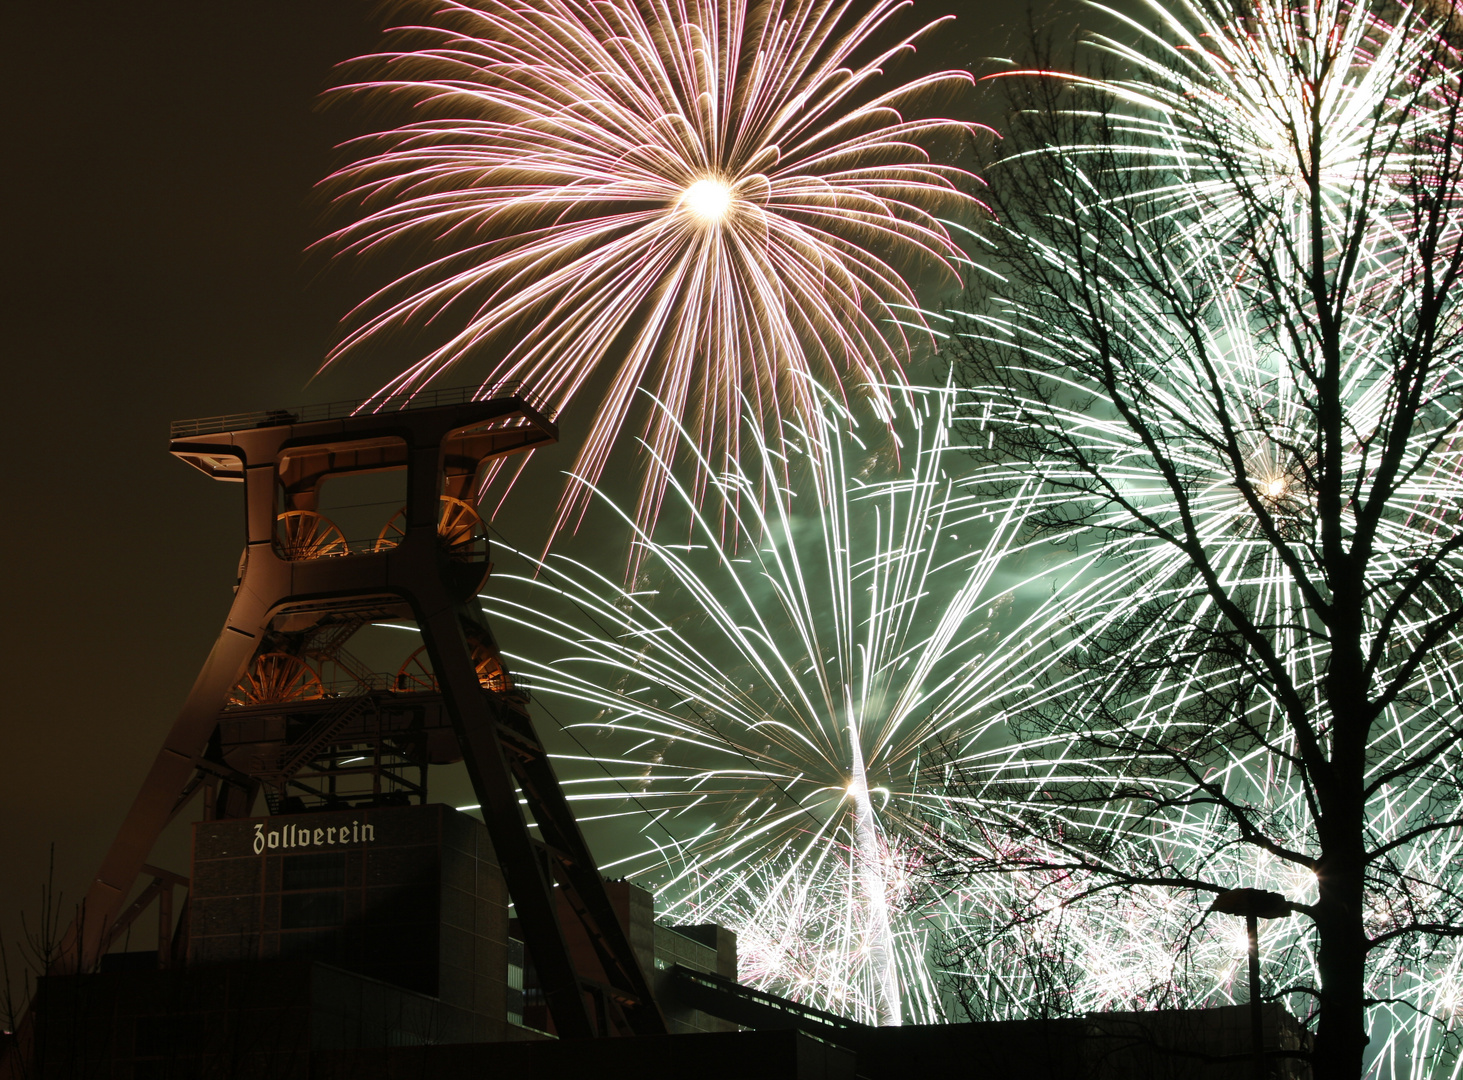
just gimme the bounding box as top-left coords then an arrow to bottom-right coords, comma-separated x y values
1211,888 -> 1293,1080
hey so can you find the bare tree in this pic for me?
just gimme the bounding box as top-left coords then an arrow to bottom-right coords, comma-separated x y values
932,2 -> 1463,1076
0,846 -> 84,1080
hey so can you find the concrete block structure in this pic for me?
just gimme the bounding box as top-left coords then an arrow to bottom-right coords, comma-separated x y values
188,803 -> 513,1041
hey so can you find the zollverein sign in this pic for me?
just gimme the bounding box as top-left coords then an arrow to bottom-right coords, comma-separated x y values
252,819 -> 377,854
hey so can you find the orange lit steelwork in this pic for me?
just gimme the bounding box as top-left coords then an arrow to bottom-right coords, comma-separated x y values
57,386 -> 664,1040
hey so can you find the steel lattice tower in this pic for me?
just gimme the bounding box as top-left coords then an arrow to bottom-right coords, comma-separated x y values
57,386 -> 664,1039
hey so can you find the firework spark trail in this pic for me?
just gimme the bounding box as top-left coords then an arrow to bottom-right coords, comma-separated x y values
932,0 -> 1463,1070
989,0 -> 1462,289
474,384 -> 1050,1025
1100,0 -> 1444,224
320,0 -> 983,537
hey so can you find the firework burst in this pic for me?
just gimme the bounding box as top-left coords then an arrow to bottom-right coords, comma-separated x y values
321,0 -> 981,534
479,386 -> 1037,1025
934,0 -> 1463,1070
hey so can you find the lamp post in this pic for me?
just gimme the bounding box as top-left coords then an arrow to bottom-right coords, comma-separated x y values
1211,888 -> 1293,1080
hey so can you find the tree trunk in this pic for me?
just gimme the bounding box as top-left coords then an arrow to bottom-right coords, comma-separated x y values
1307,556 -> 1372,1079
1312,781 -> 1369,1078
1312,895 -> 1368,1076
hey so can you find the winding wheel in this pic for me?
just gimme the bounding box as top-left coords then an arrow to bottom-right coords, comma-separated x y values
276,510 -> 347,560
393,643 -> 511,693
228,652 -> 324,707
375,495 -> 488,561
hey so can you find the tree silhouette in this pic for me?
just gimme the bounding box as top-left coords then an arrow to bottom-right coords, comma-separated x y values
934,3 -> 1463,1075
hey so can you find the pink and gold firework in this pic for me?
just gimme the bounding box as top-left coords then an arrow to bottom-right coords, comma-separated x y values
322,0 -> 982,532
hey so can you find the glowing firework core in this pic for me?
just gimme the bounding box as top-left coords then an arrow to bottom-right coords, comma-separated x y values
682,177 -> 735,224
1263,478 -> 1286,499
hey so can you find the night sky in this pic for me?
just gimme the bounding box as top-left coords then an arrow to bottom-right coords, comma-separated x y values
1,0 -> 1067,963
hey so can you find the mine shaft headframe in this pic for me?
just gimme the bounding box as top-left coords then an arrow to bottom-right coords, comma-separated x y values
62,384 -> 667,1039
